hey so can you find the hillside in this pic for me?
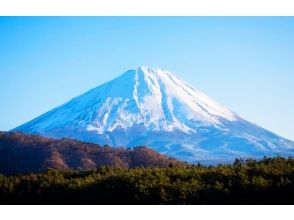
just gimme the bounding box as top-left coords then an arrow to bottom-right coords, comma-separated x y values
0,132 -> 181,175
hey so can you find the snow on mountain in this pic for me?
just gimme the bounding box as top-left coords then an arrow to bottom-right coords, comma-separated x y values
13,67 -> 294,164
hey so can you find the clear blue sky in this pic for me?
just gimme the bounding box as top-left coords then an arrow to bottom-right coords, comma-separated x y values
0,17 -> 293,140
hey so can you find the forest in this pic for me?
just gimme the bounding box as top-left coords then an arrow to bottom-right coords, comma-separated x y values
0,157 -> 293,204
0,132 -> 181,174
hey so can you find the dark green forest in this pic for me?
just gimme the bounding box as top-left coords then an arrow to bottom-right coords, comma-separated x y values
0,157 -> 293,204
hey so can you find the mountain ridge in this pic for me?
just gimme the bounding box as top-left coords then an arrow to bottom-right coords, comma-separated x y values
0,131 -> 182,175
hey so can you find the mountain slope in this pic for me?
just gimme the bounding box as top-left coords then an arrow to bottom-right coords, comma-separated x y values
13,67 -> 294,164
0,132 -> 181,175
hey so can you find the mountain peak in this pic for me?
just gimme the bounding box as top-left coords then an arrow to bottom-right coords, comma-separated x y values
136,66 -> 173,78
136,66 -> 162,72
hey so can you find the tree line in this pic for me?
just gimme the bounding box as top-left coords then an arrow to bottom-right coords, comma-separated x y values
0,157 -> 293,204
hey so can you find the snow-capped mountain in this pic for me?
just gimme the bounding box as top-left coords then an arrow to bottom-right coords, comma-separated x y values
13,67 -> 294,164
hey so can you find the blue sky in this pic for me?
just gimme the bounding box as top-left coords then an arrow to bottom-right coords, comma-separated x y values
0,17 -> 293,140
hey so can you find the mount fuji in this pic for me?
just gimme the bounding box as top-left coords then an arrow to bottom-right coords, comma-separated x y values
13,67 -> 294,164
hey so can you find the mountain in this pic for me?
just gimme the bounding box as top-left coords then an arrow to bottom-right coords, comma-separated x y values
13,67 -> 294,164
0,132 -> 181,175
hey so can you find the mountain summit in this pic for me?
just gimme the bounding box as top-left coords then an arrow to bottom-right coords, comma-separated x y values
13,67 -> 294,163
